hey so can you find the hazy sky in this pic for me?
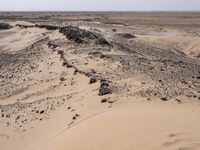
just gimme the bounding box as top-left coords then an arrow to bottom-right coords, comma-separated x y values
0,0 -> 200,11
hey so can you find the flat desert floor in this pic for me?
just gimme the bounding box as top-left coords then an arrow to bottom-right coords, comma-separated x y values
0,12 -> 200,150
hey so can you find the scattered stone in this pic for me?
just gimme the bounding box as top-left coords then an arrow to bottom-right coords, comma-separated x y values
62,61 -> 72,68
57,50 -> 64,55
196,76 -> 200,80
112,29 -> 117,32
62,61 -> 68,66
40,110 -> 45,114
6,114 -> 10,118
60,77 -> 65,82
101,98 -> 108,103
175,99 -> 181,103
16,24 -> 34,29
89,76 -> 98,84
88,51 -> 103,56
161,97 -> 168,101
100,79 -> 110,87
47,41 -> 58,49
99,80 -> 112,96
85,69 -> 96,77
15,115 -> 20,121
72,114 -> 80,120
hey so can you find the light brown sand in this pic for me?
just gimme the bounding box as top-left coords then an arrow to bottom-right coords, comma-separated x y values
35,100 -> 200,150
0,12 -> 200,150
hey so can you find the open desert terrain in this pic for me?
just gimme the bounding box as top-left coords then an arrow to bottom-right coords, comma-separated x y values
0,12 -> 200,150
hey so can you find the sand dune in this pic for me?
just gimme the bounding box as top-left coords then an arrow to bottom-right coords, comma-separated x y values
0,12 -> 200,150
35,101 -> 200,150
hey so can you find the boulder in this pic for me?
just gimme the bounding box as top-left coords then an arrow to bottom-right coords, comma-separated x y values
99,80 -> 112,96
99,86 -> 112,96
89,76 -> 98,84
0,22 -> 12,30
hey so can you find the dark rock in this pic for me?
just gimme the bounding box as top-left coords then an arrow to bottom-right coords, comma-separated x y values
63,62 -> 72,68
15,115 -> 20,121
88,51 -> 103,56
35,24 -> 61,30
47,41 -> 58,49
6,114 -> 10,118
0,22 -> 12,30
40,110 -> 45,114
62,61 -> 68,66
99,80 -> 112,96
72,114 -> 80,120
99,87 -> 112,96
101,98 -> 108,103
100,79 -> 110,87
108,100 -> 114,104
73,69 -> 79,75
175,99 -> 181,103
85,69 -> 96,77
196,76 -> 200,80
100,54 -> 108,59
117,33 -> 136,39
112,29 -> 117,32
161,97 -> 168,101
57,50 -> 64,55
59,26 -> 112,46
89,76 -> 98,84
59,77 -> 65,82
16,24 -> 34,29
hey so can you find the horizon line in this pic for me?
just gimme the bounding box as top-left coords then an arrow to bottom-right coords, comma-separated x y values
0,10 -> 200,12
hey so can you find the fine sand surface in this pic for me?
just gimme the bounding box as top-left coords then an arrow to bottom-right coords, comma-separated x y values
35,101 -> 200,150
0,12 -> 200,150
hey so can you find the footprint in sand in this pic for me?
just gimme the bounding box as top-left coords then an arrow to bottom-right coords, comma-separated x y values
163,133 -> 200,150
163,133 -> 183,147
163,138 -> 183,147
178,147 -> 192,150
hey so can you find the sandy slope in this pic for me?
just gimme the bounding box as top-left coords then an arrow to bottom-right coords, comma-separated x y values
0,16 -> 200,150
137,35 -> 200,59
35,100 -> 200,150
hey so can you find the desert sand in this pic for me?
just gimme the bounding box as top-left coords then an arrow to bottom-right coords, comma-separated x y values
0,12 -> 200,150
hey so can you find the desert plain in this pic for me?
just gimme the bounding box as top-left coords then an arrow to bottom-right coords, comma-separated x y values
0,12 -> 200,150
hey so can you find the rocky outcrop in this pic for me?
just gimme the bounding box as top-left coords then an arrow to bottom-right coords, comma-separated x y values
0,22 -> 12,30
116,33 -> 136,39
35,24 -> 61,30
59,26 -> 112,46
99,80 -> 112,96
16,24 -> 34,29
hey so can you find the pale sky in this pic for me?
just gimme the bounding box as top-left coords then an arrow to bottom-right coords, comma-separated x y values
0,0 -> 200,11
